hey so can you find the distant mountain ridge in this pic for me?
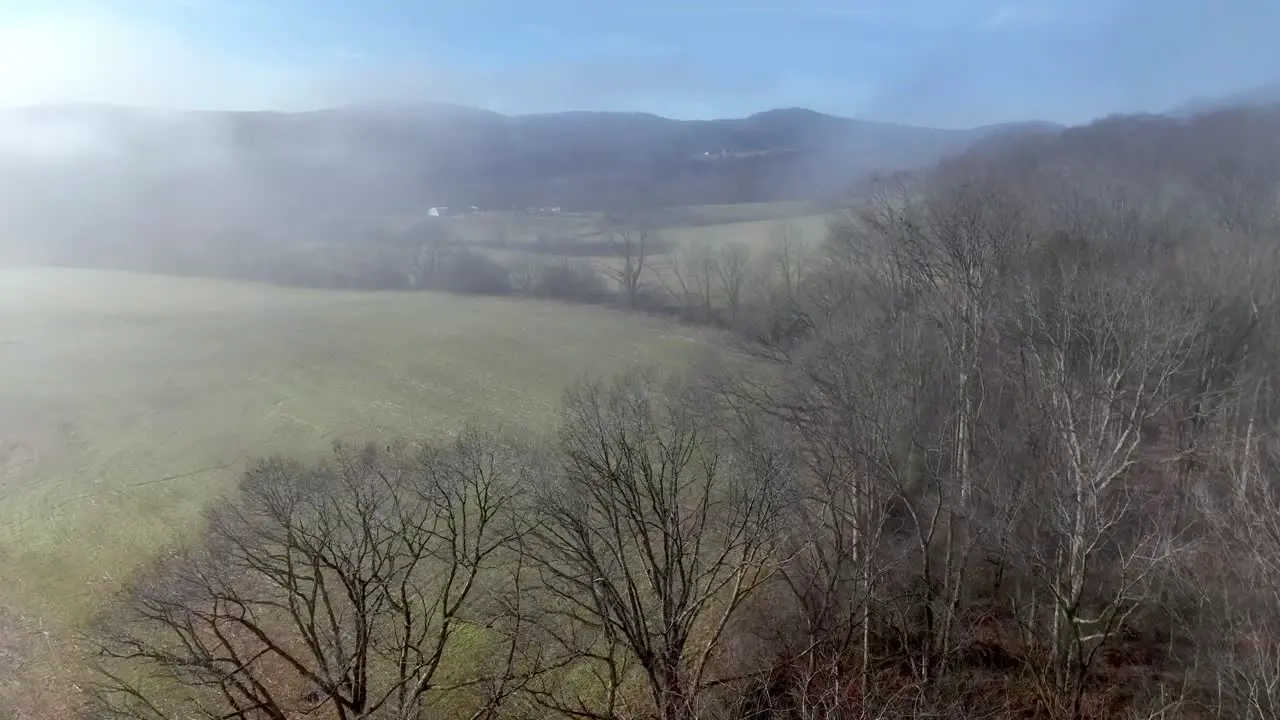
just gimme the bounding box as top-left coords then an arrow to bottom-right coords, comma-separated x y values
0,102 -> 1064,267
0,102 -> 1062,209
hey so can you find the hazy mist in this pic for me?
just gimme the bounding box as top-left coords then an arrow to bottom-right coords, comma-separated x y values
0,0 -> 1278,272
10,4 -> 1280,720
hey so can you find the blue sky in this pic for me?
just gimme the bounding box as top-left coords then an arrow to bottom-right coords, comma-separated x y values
1,0 -> 1278,127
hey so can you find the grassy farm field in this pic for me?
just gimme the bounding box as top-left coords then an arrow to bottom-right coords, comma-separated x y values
0,268 -> 715,715
657,212 -> 829,252
408,202 -> 830,246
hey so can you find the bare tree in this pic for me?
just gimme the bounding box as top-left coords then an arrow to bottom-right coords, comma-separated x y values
1188,386 -> 1280,719
828,177 -> 1032,701
652,240 -> 718,322
408,224 -> 454,289
765,221 -> 810,308
525,369 -> 790,720
715,242 -> 752,328
90,431 -> 531,720
1005,234 -> 1197,719
605,228 -> 654,307
509,253 -> 542,296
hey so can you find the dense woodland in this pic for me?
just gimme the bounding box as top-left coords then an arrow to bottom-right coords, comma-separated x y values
87,104 -> 1280,719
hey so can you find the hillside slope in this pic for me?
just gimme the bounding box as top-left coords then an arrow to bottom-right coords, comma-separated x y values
0,103 -> 1060,267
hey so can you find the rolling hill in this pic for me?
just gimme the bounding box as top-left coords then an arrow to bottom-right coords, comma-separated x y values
0,103 -> 1061,267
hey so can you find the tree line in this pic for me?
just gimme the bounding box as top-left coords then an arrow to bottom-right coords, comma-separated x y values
86,104 -> 1280,719
182,217 -> 819,338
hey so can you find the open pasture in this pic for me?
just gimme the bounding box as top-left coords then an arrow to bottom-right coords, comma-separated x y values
0,267 -> 713,715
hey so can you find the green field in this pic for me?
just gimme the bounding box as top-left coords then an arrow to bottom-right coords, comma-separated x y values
657,212 -> 829,252
0,268 -> 715,713
0,203 -> 824,714
399,202 -> 829,246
